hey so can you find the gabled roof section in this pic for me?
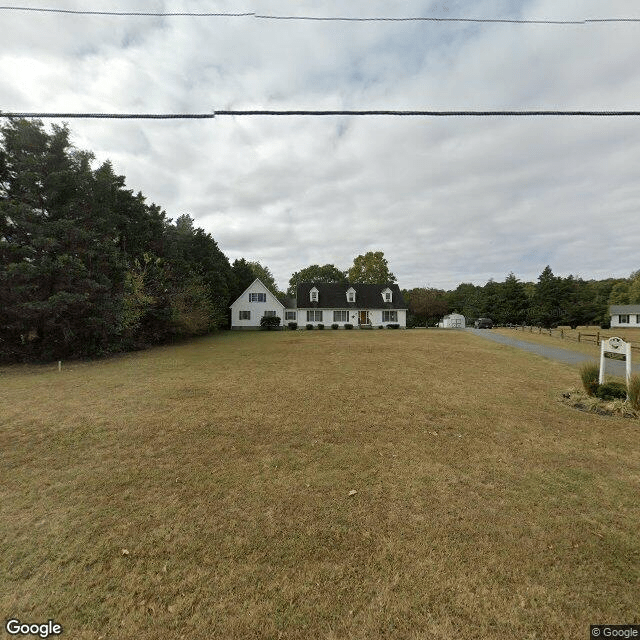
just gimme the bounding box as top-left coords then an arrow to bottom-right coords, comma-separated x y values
229,278 -> 285,308
296,282 -> 406,310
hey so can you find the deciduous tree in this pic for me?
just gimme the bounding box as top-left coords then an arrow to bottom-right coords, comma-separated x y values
347,251 -> 396,284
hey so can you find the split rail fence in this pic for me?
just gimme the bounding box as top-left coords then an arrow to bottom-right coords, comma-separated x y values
507,325 -> 640,353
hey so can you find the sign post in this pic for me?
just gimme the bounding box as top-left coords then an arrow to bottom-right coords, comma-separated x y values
599,337 -> 632,385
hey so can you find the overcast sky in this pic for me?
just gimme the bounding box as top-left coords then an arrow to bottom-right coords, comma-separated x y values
2,0 -> 639,290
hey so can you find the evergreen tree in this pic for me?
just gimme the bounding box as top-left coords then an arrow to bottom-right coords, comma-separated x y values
531,266 -> 563,328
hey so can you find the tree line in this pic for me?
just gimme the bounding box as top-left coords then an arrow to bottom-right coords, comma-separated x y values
0,118 -> 272,362
404,267 -> 640,328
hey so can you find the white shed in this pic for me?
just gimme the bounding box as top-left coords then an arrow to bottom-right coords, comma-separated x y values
441,313 -> 465,329
609,304 -> 640,329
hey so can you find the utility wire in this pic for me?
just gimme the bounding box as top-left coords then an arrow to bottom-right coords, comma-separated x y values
0,7 -> 639,24
255,15 -> 640,24
0,7 -> 254,16
3,111 -> 640,118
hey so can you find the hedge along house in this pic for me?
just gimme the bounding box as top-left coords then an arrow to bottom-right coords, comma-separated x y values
230,278 -> 288,329
295,282 -> 407,328
609,304 -> 640,329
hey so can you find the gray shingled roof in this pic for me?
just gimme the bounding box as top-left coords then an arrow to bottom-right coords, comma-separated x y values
610,305 -> 640,314
296,282 -> 407,309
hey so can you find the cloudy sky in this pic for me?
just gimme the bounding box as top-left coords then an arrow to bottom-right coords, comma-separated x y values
2,0 -> 639,290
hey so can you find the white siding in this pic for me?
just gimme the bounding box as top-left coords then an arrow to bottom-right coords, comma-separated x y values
611,314 -> 640,328
442,314 -> 465,328
230,279 -> 284,329
300,308 -> 406,328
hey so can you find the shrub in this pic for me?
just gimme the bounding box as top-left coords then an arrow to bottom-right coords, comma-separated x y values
579,363 -> 600,396
317,324 -> 324,330
331,324 -> 339,330
628,374 -> 640,410
387,323 -> 400,329
287,322 -> 297,330
596,382 -> 627,401
378,325 -> 384,329
306,324 -> 313,330
344,323 -> 353,330
260,315 -> 281,330
360,325 -> 373,330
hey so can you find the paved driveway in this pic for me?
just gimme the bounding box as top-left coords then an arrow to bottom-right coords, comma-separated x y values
467,328 -> 640,377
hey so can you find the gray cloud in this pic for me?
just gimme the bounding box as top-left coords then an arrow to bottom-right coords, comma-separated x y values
1,0 -> 639,291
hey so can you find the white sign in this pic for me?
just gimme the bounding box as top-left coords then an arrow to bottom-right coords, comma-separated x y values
599,336 -> 632,384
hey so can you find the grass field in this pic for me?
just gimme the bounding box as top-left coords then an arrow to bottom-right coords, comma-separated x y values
2,330 -> 639,639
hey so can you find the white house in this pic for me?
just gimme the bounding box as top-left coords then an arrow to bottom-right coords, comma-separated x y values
230,279 -> 286,329
229,280 -> 407,329
296,282 -> 407,328
609,304 -> 640,329
439,313 -> 465,328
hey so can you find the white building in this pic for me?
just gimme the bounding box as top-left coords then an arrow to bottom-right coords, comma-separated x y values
229,279 -> 286,330
439,313 -> 466,328
230,280 -> 407,329
609,304 -> 640,329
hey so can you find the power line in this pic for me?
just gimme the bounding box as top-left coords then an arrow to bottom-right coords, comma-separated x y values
0,7 -> 639,24
255,15 -> 640,25
0,7 -> 253,16
3,110 -> 640,119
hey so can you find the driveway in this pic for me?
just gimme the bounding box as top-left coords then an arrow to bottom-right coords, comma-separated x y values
467,328 -> 640,377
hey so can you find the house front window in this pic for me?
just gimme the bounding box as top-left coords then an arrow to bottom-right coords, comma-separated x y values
382,310 -> 398,322
333,310 -> 348,322
285,311 -> 296,321
249,293 -> 266,302
619,314 -> 630,324
263,310 -> 276,317
239,310 -> 250,320
307,310 -> 322,322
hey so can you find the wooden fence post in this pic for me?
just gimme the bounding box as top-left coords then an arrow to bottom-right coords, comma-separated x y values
578,332 -> 581,343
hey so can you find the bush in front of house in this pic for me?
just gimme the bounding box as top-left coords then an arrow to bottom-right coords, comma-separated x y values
287,322 -> 297,330
579,363 -> 600,396
628,374 -> 640,410
331,324 -> 339,330
306,324 -> 313,330
595,381 -> 627,401
317,323 -> 324,330
387,323 -> 400,329
260,316 -> 281,330
344,323 -> 353,330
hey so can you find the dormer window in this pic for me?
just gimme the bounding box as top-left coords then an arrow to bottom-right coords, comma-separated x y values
346,287 -> 356,303
310,287 -> 319,302
382,288 -> 393,303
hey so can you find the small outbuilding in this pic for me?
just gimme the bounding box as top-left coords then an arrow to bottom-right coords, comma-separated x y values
609,304 -> 640,328
439,313 -> 466,329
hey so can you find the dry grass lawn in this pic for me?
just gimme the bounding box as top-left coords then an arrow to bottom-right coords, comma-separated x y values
1,330 -> 639,639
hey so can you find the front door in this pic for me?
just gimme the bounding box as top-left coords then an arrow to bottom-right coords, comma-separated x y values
359,310 -> 369,325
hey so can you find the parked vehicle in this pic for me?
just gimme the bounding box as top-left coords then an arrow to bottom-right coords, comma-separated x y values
475,318 -> 493,329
